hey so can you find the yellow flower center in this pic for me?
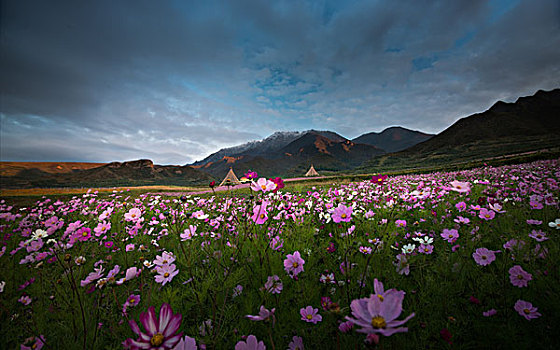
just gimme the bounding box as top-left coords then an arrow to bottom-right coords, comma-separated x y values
377,294 -> 384,301
150,332 -> 164,346
341,214 -> 347,219
164,272 -> 170,278
517,274 -> 523,280
260,214 -> 265,219
82,232 -> 88,237
261,185 -> 267,190
449,234 -> 453,238
371,316 -> 386,329
131,214 -> 136,218
523,308 -> 530,314
306,314 -> 313,320
162,260 -> 168,264
292,262 -> 299,268
481,255 -> 487,260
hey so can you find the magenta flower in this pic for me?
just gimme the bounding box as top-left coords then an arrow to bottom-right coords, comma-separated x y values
300,306 -> 322,324
514,300 -> 541,320
245,170 -> 258,180
155,264 -> 179,286
284,251 -> 305,278
288,336 -> 304,350
123,303 -> 183,349
472,248 -> 497,266
508,265 -> 532,287
246,305 -> 276,324
395,219 -> 407,228
441,228 -> 459,243
478,208 -> 495,220
370,174 -> 388,185
345,288 -> 414,336
455,201 -> 467,211
332,203 -> 352,223
235,335 -> 266,350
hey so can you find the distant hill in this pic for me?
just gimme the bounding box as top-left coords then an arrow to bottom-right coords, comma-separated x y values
352,127 -> 434,153
191,130 -> 385,178
0,161 -> 105,177
359,88 -> 560,173
0,159 -> 215,189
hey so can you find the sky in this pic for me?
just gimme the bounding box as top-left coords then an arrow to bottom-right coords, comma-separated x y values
1,0 -> 559,165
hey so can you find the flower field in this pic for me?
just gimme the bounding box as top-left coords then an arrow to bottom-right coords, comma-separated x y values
1,160 -> 559,349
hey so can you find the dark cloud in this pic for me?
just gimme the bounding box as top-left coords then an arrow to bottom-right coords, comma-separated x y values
1,0 -> 559,164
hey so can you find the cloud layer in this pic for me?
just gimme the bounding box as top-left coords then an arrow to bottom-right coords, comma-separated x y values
1,0 -> 559,164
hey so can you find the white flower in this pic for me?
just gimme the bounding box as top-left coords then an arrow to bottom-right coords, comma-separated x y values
402,244 -> 416,254
548,219 -> 560,229
47,239 -> 57,245
31,229 -> 48,241
0,281 -> 5,293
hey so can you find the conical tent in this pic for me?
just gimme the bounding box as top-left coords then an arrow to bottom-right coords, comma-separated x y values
219,167 -> 242,186
305,165 -> 319,177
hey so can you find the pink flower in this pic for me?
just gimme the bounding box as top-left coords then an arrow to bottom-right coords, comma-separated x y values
174,336 -> 198,350
332,204 -> 352,223
284,251 -> 305,278
251,201 -> 269,224
235,335 -> 266,350
269,177 -> 285,193
251,178 -> 277,193
514,300 -> 541,320
125,244 -> 136,252
345,285 -> 414,336
449,181 -> 470,193
180,225 -> 197,241
338,320 -> 354,333
441,229 -> 459,243
455,201 -> 467,212
117,266 -> 140,285
246,305 -> 275,324
300,306 -> 322,324
472,248 -> 497,266
264,275 -> 283,294
508,265 -> 532,287
395,219 -> 407,228
478,208 -> 495,220
124,208 -> 142,222
94,221 -> 111,236
21,335 -> 46,350
370,174 -> 388,185
483,309 -> 497,317
419,244 -> 433,254
19,295 -> 32,305
288,336 -> 304,350
154,252 -> 176,266
528,230 -> 548,242
155,264 -> 179,286
123,303 -> 183,349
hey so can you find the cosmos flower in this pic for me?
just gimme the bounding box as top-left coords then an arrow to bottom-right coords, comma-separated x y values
246,305 -> 276,324
472,248 -> 497,266
251,178 -> 277,193
478,208 -> 495,220
264,275 -> 283,294
155,264 -> 179,286
332,204 -> 352,223
21,335 -> 46,350
174,336 -> 198,350
300,306 -> 322,324
124,208 -> 142,222
154,252 -> 176,267
508,265 -> 532,287
528,230 -> 548,242
269,177 -> 285,192
514,300 -> 541,320
441,228 -> 459,243
370,174 -> 388,185
449,181 -> 470,193
288,336 -> 304,350
251,201 -> 269,224
345,286 -> 414,336
548,219 -> 560,229
235,335 -> 266,350
123,303 -> 183,349
482,309 -> 497,317
284,251 -> 305,278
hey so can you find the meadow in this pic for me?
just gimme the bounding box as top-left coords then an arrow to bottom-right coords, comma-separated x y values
0,159 -> 559,349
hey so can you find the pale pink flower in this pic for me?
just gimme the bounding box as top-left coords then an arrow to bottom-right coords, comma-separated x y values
288,336 -> 304,350
251,178 -> 277,193
441,228 -> 459,243
124,208 -> 142,222
284,251 -> 305,278
473,248 -> 497,266
449,181 -> 470,193
251,201 -> 269,224
478,208 -> 495,220
332,204 -> 352,223
155,264 -> 179,286
246,305 -> 275,324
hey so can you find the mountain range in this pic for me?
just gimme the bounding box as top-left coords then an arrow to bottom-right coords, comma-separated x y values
1,88 -> 558,188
